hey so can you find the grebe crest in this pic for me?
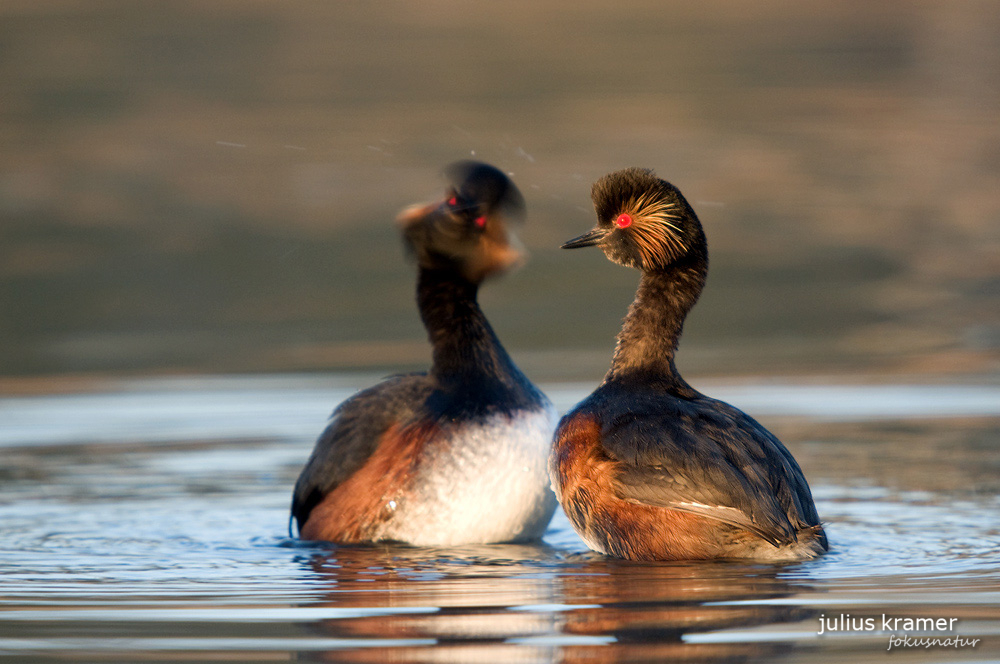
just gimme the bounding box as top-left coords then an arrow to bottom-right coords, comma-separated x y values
564,167 -> 706,273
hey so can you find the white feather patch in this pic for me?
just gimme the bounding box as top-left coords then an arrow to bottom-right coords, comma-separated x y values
384,403 -> 558,545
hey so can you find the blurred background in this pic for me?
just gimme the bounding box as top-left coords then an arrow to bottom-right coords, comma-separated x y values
2,0 -> 998,384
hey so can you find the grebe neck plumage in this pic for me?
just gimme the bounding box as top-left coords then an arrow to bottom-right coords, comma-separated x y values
417,265 -> 543,416
605,256 -> 706,392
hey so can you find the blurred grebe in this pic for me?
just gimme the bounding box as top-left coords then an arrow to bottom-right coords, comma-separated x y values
292,161 -> 556,545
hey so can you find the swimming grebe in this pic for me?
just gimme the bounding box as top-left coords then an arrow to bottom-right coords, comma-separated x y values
292,161 -> 557,545
551,168 -> 827,561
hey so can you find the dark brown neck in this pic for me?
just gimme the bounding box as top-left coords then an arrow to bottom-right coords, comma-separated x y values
605,256 -> 706,388
416,266 -> 521,390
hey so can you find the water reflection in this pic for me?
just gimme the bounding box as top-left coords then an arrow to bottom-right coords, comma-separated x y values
298,542 -> 561,608
296,543 -> 559,662
557,560 -> 810,664
294,543 -> 818,663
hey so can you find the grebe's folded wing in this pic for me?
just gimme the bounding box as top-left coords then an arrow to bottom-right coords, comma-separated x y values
291,374 -> 433,530
611,465 -> 794,546
599,395 -> 813,547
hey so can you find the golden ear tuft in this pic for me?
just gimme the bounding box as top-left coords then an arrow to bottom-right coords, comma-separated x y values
619,193 -> 686,268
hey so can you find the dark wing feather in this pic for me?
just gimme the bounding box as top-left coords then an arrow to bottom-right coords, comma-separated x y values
290,374 -> 433,531
596,390 -> 818,546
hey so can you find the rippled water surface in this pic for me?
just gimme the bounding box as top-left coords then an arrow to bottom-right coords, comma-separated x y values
1,376 -> 997,663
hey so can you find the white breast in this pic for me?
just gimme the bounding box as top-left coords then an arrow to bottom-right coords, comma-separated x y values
383,403 -> 558,546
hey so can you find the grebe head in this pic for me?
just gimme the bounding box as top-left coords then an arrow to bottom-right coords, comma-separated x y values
562,167 -> 706,272
399,161 -> 526,283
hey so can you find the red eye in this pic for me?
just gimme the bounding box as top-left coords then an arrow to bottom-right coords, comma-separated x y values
474,216 -> 487,228
615,213 -> 632,228
448,196 -> 458,206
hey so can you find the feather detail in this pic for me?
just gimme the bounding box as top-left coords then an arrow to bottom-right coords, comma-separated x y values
620,194 -> 686,268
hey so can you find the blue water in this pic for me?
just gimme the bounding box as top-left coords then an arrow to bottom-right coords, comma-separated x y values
0,375 -> 997,662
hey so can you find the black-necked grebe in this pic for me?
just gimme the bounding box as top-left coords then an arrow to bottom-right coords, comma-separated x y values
292,161 -> 557,545
551,167 -> 827,561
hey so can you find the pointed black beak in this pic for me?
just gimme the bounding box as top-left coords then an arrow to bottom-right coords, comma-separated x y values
561,227 -> 607,249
